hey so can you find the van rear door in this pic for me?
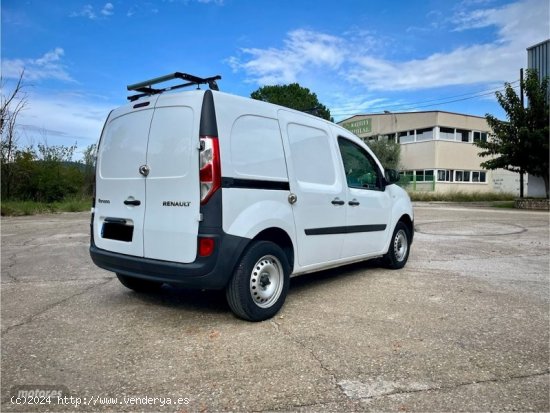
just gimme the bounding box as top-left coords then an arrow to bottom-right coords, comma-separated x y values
94,102 -> 153,258
142,93 -> 201,263
94,91 -> 203,263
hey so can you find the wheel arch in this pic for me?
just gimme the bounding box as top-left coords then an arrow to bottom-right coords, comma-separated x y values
252,227 -> 295,271
397,213 -> 414,244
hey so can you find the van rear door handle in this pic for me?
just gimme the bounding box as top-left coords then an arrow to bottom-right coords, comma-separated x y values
124,199 -> 141,206
331,198 -> 345,206
348,199 -> 360,206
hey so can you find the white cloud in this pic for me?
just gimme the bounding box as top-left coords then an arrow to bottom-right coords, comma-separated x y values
1,48 -> 74,83
353,0 -> 548,90
70,4 -> 96,19
101,3 -> 114,16
15,92 -> 112,157
228,0 -> 548,91
228,29 -> 347,85
71,3 -> 114,19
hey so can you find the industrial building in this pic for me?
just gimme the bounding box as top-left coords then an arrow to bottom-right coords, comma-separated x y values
339,111 -> 520,194
526,39 -> 549,197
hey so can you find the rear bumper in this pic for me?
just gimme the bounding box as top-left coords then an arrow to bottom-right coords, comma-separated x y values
90,230 -> 250,290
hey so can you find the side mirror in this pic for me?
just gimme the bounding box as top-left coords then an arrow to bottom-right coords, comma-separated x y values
385,169 -> 400,185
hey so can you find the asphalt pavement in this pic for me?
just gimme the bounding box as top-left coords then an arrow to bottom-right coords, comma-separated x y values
1,204 -> 549,412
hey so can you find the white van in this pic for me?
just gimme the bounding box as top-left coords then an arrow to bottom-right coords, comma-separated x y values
90,72 -> 414,321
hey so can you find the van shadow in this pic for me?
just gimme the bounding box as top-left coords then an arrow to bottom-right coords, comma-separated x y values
125,285 -> 230,315
288,259 -> 380,294
123,259 -> 381,316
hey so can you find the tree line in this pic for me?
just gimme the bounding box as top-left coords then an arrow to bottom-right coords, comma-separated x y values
1,71 -> 96,202
2,70 -> 548,204
0,141 -> 96,202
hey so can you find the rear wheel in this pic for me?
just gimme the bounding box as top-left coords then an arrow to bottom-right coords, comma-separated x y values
226,241 -> 290,321
116,273 -> 163,293
382,222 -> 411,269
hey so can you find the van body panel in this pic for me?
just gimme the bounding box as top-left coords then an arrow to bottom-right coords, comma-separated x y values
341,187 -> 392,257
223,191 -> 296,244
229,115 -> 287,181
277,109 -> 346,267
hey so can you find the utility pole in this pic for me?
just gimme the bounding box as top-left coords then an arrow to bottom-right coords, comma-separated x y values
519,68 -> 524,198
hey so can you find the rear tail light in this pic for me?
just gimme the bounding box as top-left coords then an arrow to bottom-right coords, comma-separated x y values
199,136 -> 221,204
198,237 -> 215,257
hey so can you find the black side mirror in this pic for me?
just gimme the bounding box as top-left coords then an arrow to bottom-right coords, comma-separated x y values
385,169 -> 400,185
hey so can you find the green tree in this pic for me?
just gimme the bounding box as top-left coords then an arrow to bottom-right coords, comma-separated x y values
476,69 -> 549,198
251,83 -> 332,121
35,142 -> 83,202
365,138 -> 401,170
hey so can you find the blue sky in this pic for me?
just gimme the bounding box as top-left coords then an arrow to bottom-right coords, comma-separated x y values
2,0 -> 549,158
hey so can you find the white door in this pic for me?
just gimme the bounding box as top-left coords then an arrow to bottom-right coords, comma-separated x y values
337,137 -> 391,257
94,105 -> 153,257
142,104 -> 200,263
278,110 -> 346,267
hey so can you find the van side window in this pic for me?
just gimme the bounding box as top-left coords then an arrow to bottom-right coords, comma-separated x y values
338,137 -> 383,190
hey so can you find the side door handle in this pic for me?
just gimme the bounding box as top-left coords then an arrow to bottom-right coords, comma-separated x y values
331,198 -> 345,206
348,199 -> 360,206
124,199 -> 141,206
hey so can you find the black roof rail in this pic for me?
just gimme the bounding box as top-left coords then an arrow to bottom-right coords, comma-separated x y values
127,72 -> 221,101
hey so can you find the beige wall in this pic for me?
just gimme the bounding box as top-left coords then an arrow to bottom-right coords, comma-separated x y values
433,141 -> 484,169
342,111 -> 489,138
436,112 -> 488,131
400,141 -> 484,170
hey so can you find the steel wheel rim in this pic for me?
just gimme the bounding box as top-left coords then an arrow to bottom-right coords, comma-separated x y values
249,255 -> 283,308
394,229 -> 408,262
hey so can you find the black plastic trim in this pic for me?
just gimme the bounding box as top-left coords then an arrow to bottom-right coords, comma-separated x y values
90,229 -> 250,290
305,224 -> 387,236
200,90 -> 218,137
222,177 -> 290,191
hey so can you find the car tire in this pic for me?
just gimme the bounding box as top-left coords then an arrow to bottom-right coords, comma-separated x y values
226,241 -> 290,322
382,221 -> 411,269
116,273 -> 163,293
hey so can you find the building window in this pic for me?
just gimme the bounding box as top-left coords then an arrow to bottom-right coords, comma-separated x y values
473,131 -> 488,143
398,131 -> 414,144
472,171 -> 487,183
437,169 -> 454,182
416,128 -> 434,141
400,170 -> 434,182
439,127 -> 455,141
457,129 -> 470,142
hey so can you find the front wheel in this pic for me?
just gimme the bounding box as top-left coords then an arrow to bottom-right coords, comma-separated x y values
382,222 -> 411,269
226,241 -> 290,321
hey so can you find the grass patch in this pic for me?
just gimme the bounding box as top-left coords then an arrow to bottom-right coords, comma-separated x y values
1,196 -> 92,216
407,190 -> 516,203
490,201 -> 516,209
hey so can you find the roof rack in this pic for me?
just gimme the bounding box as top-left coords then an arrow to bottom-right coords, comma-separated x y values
127,72 -> 221,101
